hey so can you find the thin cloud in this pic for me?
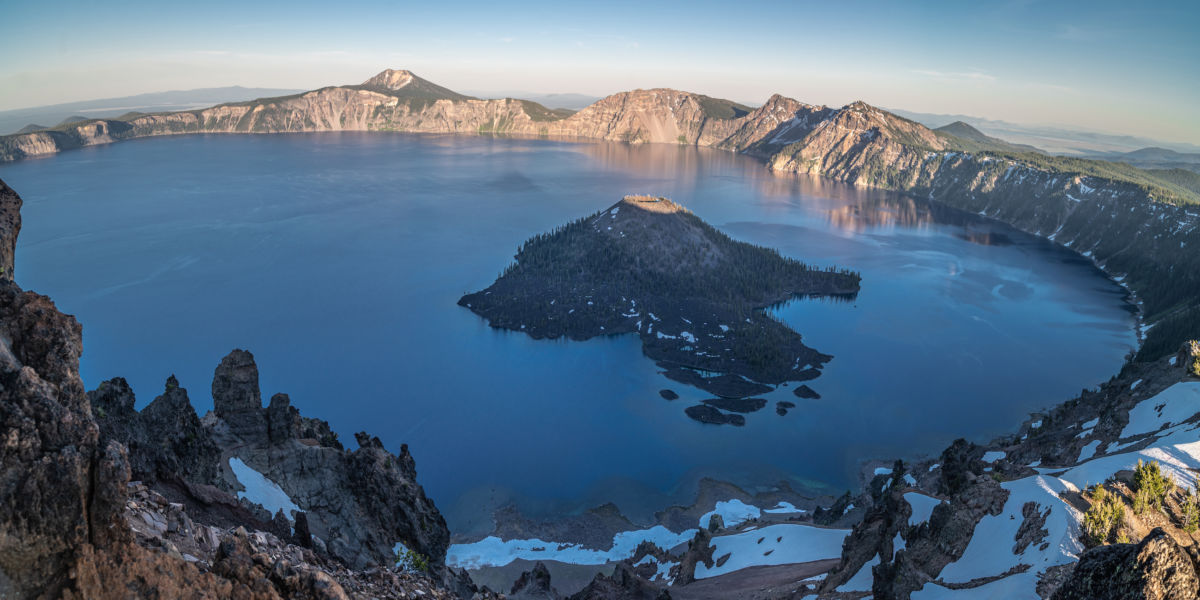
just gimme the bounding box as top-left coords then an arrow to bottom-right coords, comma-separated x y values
912,69 -> 996,82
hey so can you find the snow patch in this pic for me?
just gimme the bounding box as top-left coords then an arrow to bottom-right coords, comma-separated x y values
699,499 -> 761,529
836,553 -> 880,592
764,501 -> 807,515
904,492 -> 942,526
1078,440 -> 1101,462
228,458 -> 301,518
446,525 -> 697,569
695,524 -> 850,579
1120,383 -> 1200,438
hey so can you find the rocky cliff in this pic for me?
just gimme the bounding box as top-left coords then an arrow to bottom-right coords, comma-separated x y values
765,100 -> 1200,361
6,71 -> 1197,361
0,176 -> 493,599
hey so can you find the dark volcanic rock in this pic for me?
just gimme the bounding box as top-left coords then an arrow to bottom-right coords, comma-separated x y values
0,178 -> 299,599
0,176 -> 476,599
267,392 -> 302,444
674,528 -> 716,586
490,502 -> 636,552
205,350 -> 451,571
702,397 -> 767,413
661,368 -> 773,399
0,278 -> 104,597
658,389 -> 678,400
684,404 -> 745,426
568,563 -> 670,600
0,179 -> 19,281
91,375 -> 223,487
510,561 -> 561,599
1052,528 -> 1200,600
213,348 -> 267,439
793,385 -> 820,399
142,376 -> 223,484
793,367 -> 821,382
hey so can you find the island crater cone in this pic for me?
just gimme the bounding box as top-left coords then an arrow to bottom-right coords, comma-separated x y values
459,195 -> 860,421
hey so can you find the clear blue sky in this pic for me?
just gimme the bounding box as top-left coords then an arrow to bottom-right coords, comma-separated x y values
2,0 -> 1197,143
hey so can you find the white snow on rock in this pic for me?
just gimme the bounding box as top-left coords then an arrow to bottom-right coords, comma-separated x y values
874,467 -> 893,476
680,331 -> 697,343
1131,379 -> 1143,390
904,492 -> 943,526
764,501 -> 807,515
1120,382 -> 1200,438
981,451 -> 1006,463
917,417 -> 1200,599
699,499 -> 761,528
1081,418 -> 1099,429
936,476 -> 1082,588
228,457 -> 301,518
903,474 -> 917,487
1078,440 -> 1101,462
695,523 -> 850,579
446,525 -> 697,569
836,553 -> 881,592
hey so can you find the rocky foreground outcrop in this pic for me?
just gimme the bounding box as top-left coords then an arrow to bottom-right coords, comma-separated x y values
0,180 -> 18,281
1052,528 -> 1199,600
90,346 -> 452,573
0,176 -> 500,599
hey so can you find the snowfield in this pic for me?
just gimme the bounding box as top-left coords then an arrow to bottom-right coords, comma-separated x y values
908,381 -> 1200,598
449,382 -> 1200,595
695,523 -> 850,579
446,525 -> 697,570
699,499 -> 761,528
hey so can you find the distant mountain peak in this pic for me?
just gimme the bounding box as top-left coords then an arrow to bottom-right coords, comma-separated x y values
936,120 -> 986,137
362,69 -> 417,91
357,69 -> 474,102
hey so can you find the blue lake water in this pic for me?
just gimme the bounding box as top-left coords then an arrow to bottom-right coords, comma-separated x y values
0,133 -> 1136,531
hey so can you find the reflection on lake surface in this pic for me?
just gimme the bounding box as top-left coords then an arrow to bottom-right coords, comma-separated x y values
0,133 -> 1135,531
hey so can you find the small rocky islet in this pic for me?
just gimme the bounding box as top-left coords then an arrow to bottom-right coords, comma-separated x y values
459,194 -> 860,426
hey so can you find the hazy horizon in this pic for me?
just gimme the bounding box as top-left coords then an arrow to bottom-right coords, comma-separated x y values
3,0 -> 1197,145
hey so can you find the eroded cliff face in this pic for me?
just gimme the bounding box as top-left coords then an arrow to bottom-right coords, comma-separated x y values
0,70 -> 829,161
0,177 -> 288,599
539,88 -> 737,145
0,176 -> 482,599
0,180 -> 19,280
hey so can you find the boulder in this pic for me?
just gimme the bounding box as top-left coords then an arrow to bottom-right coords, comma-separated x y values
1052,528 -> 1200,600
510,561 -> 560,599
